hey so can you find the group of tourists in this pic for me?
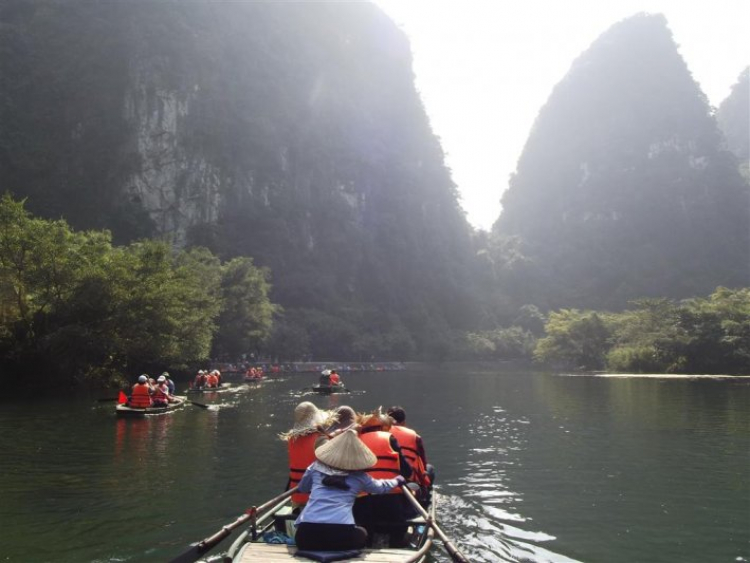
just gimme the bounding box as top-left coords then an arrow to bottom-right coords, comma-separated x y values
280,402 -> 434,552
245,366 -> 264,380
128,372 -> 178,408
193,369 -> 222,389
318,369 -> 343,387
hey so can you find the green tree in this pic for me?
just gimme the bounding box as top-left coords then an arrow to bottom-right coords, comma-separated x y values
535,309 -> 611,369
212,256 -> 277,359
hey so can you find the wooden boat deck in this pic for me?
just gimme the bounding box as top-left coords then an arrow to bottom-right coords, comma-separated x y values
236,543 -> 424,562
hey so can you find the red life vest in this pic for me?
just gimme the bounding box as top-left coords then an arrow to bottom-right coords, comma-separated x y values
130,383 -> 152,408
153,384 -> 169,403
330,373 -> 341,385
287,433 -> 322,504
359,430 -> 401,494
390,425 -> 430,487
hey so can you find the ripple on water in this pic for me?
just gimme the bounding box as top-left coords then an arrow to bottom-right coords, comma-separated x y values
440,407 -> 585,563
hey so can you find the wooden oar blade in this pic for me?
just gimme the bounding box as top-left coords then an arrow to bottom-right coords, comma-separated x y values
190,401 -> 210,409
167,532 -> 229,563
402,486 -> 471,563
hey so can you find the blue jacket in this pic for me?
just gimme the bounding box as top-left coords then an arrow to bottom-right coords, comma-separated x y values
296,463 -> 401,526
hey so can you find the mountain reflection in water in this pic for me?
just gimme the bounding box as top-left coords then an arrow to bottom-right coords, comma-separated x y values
1,365 -> 748,563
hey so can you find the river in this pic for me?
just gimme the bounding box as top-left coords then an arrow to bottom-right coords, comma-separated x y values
1,364 -> 748,562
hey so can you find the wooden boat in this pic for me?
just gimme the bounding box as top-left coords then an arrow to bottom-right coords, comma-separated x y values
186,383 -> 229,394
115,396 -> 187,418
310,383 -> 349,394
225,492 -> 436,563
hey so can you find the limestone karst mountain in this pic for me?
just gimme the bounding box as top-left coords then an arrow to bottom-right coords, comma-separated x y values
493,13 -> 750,310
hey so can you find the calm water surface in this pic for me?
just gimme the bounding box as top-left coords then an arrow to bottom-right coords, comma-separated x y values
1,365 -> 749,563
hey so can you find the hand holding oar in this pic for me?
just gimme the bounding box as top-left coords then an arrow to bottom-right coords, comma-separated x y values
402,485 -> 471,563
168,486 -> 298,563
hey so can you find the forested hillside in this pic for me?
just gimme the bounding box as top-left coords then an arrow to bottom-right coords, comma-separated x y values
493,14 -> 750,311
0,0 -> 480,361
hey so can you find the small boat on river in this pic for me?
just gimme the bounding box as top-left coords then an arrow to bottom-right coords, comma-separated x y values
186,383 -> 230,394
115,396 -> 187,418
224,492 -> 436,563
309,383 -> 349,394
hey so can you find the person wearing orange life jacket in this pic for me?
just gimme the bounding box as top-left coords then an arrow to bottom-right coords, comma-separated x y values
386,405 -> 434,494
194,370 -> 207,388
329,369 -> 342,386
129,374 -> 153,408
353,409 -> 412,547
280,402 -> 336,509
152,375 -> 171,406
206,371 -> 219,388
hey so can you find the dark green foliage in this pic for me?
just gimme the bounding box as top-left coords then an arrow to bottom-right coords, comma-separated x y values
536,288 -> 750,374
0,195 -> 274,391
494,14 -> 750,310
463,327 -> 536,360
212,257 -> 277,359
535,310 -> 611,370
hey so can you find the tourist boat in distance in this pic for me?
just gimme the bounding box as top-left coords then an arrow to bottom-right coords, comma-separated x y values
309,383 -> 349,394
224,492 -> 436,563
115,396 -> 187,418
186,383 -> 230,394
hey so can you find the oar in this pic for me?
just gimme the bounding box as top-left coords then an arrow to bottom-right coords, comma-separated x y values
168,486 -> 298,563
402,485 -> 471,563
189,401 -> 210,409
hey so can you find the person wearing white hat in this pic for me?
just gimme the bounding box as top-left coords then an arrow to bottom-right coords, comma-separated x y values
294,430 -> 406,551
319,369 -> 331,386
152,375 -> 171,406
129,374 -> 153,408
281,402 -> 336,508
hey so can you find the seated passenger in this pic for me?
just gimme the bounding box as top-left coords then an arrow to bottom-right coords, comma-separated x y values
206,371 -> 219,388
319,369 -> 331,386
316,405 -> 358,449
194,370 -> 207,388
353,409 -> 412,546
294,430 -> 405,551
329,369 -> 342,386
386,406 -> 434,493
152,375 -> 171,406
281,402 -> 335,509
162,372 -> 175,395
129,374 -> 153,408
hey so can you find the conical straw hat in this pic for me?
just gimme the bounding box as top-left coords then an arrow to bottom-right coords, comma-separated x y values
315,429 -> 376,471
279,401 -> 335,441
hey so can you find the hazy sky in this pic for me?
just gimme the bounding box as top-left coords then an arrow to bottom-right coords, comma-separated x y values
373,0 -> 750,231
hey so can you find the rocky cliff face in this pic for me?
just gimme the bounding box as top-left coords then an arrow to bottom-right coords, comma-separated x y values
0,0 -> 479,355
494,13 -> 750,309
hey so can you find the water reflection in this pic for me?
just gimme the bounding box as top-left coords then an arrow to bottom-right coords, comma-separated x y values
1,368 -> 748,563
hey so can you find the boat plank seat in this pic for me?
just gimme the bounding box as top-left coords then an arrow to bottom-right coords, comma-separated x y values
236,543 -> 423,562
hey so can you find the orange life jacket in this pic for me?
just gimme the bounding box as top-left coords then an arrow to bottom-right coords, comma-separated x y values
206,374 -> 219,387
390,425 -> 430,487
288,433 -> 323,504
359,430 -> 401,494
153,383 -> 169,403
330,373 -> 341,385
130,383 -> 152,408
